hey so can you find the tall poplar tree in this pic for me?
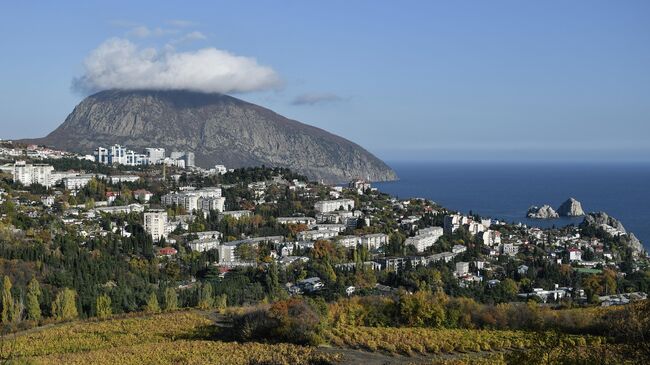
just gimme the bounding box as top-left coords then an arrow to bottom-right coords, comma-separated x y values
26,277 -> 42,321
1,276 -> 14,323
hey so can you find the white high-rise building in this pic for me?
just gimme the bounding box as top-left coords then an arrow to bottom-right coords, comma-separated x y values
144,210 -> 168,242
125,150 -> 148,166
110,145 -> 127,165
170,151 -> 195,168
12,161 -> 54,188
94,147 -> 110,164
145,148 -> 166,164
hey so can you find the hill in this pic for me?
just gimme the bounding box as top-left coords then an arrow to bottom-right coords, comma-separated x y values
23,89 -> 397,183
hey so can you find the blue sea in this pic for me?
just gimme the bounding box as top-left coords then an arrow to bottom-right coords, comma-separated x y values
375,162 -> 650,251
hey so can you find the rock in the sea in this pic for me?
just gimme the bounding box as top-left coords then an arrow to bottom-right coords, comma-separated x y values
527,205 -> 559,219
557,197 -> 585,217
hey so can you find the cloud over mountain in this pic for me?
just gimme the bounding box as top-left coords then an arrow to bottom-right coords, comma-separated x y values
72,38 -> 281,94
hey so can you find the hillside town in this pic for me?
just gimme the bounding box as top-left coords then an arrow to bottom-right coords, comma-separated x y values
0,140 -> 648,323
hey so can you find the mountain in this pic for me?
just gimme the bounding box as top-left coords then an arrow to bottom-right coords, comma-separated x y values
25,89 -> 397,183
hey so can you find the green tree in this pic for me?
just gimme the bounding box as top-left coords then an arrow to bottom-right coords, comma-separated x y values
164,288 -> 178,311
198,283 -> 214,309
51,288 -> 78,321
145,292 -> 160,313
95,294 -> 112,319
26,277 -> 42,321
215,294 -> 228,312
1,276 -> 14,323
12,297 -> 24,323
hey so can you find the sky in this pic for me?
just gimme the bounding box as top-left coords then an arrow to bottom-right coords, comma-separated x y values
0,1 -> 649,162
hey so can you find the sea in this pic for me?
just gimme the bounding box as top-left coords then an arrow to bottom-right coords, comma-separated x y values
375,161 -> 650,251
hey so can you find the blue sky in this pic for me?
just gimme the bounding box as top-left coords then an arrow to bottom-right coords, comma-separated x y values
1,1 -> 649,162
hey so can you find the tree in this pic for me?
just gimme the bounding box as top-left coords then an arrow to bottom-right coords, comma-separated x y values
198,283 -> 214,309
12,297 -> 24,324
145,292 -> 160,313
95,294 -> 112,319
499,278 -> 519,301
1,276 -> 13,323
51,288 -> 78,321
215,294 -> 228,312
26,277 -> 41,321
164,288 -> 178,311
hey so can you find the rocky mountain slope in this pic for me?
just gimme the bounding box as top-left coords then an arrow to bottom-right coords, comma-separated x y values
583,212 -> 644,253
25,90 -> 397,183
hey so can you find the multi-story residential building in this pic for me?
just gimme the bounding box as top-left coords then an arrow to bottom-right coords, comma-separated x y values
125,150 -> 148,166
62,174 -> 104,190
94,147 -> 110,164
95,204 -> 144,215
133,189 -> 153,202
144,210 -> 168,242
443,214 -> 463,235
145,148 -> 166,164
109,175 -> 140,184
314,198 -> 355,213
189,238 -> 220,252
12,161 -> 54,187
337,233 -> 389,250
349,179 -> 371,194
171,151 -> 195,168
219,210 -> 251,220
314,224 -> 346,233
481,230 -> 502,246
277,217 -> 317,227
161,187 -> 223,214
456,262 -> 470,276
568,248 -> 583,261
110,145 -> 127,165
500,243 -> 519,256
199,196 -> 226,213
162,193 -> 199,212
405,227 -> 444,252
298,229 -> 338,241
358,233 -> 389,250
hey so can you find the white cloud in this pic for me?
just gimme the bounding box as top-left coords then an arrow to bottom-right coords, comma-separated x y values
167,19 -> 196,27
170,31 -> 207,45
292,92 -> 343,105
72,38 -> 281,94
128,26 -> 179,38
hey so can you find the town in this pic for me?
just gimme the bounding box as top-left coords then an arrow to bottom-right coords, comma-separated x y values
0,140 -> 648,325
